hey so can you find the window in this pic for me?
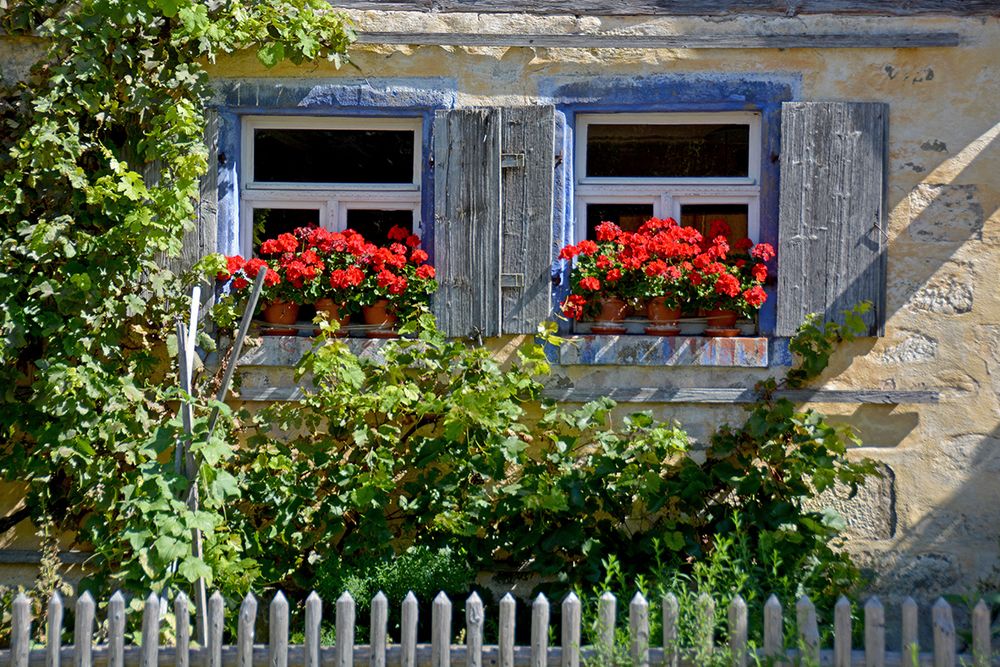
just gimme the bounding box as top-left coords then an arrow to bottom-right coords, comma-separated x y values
239,116 -> 422,256
574,112 -> 761,243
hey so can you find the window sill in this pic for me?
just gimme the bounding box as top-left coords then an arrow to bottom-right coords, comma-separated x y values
557,335 -> 769,368
236,333 -> 770,368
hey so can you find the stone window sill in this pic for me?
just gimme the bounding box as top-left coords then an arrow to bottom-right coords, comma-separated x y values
558,335 -> 769,367
236,334 -> 770,368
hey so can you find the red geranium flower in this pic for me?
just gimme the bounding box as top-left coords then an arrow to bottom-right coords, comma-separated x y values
217,255 -> 245,281
410,249 -> 429,264
751,243 -> 776,262
559,245 -> 580,260
579,276 -> 601,291
743,285 -> 767,308
751,263 -> 767,282
387,225 -> 410,242
595,221 -> 621,242
577,240 -> 599,256
714,273 -> 741,297
416,264 -> 436,280
406,234 -> 422,248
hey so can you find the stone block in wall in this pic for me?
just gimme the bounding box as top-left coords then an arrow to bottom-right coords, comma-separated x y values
808,463 -> 896,541
906,183 -> 984,244
894,259 -> 974,315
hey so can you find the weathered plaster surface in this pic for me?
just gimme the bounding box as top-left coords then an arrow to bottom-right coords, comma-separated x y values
3,11 -> 1000,617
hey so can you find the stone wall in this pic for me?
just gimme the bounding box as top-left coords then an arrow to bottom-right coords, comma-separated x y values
3,11 -> 999,622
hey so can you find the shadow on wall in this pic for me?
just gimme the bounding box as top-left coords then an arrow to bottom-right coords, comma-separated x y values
829,118 -> 1000,646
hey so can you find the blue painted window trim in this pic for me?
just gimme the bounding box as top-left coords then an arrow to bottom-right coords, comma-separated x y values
540,74 -> 799,338
210,78 -> 457,263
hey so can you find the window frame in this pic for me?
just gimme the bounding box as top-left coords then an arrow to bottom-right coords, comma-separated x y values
238,115 -> 423,257
575,111 -> 762,186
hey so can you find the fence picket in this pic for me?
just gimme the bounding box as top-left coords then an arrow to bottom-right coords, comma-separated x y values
834,596 -> 852,667
728,595 -> 748,667
630,593 -> 650,667
932,598 -> 955,667
237,593 -> 257,667
972,599 -> 990,667
531,594 -> 549,667
371,592 -> 388,667
901,596 -> 918,667
432,592 -> 452,667
499,594 -> 515,667
11,593 -> 31,667
271,592 -> 290,667
864,597 -> 885,667
598,592 -> 616,662
401,593 -> 418,667
561,593 -> 581,667
663,593 -> 679,667
305,592 -> 322,667
47,592 -> 64,667
335,592 -> 354,667
140,593 -> 160,667
763,595 -> 783,665
466,593 -> 484,667
207,592 -> 224,667
74,592 -> 95,667
796,595 -> 820,666
174,593 -> 189,667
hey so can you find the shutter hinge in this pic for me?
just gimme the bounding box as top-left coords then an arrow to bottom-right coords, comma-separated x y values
501,153 -> 525,169
501,273 -> 524,288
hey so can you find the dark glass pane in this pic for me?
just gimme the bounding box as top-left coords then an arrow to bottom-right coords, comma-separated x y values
346,209 -> 414,244
254,128 -> 415,184
252,208 -> 320,253
585,203 -> 654,238
680,203 -> 749,242
586,123 -> 750,178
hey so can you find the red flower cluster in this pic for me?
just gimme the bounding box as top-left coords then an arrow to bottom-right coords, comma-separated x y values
558,216 -> 774,320
216,224 -> 437,322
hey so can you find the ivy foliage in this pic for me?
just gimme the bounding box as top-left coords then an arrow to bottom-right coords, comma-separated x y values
0,0 -> 353,595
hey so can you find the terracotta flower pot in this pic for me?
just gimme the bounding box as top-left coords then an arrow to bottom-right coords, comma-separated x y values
362,299 -> 399,339
314,298 -> 350,337
261,300 -> 299,336
705,308 -> 740,336
592,296 -> 628,335
645,297 -> 682,336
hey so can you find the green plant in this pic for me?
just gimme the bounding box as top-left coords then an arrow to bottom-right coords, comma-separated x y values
0,0 -> 353,599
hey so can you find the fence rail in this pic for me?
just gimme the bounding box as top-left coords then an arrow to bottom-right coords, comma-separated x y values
1,590 -> 994,667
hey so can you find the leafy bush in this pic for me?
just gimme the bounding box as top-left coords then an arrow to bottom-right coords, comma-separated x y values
231,306 -> 876,620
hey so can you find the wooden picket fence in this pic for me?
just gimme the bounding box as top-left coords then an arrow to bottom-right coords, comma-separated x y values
1,589 -> 995,667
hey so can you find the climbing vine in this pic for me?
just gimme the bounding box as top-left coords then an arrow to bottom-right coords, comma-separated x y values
0,0 -> 353,595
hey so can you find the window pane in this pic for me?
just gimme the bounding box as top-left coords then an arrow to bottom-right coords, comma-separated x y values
680,203 -> 749,242
252,208 -> 320,253
586,123 -> 750,178
346,209 -> 414,244
585,203 -> 654,238
254,128 -> 415,184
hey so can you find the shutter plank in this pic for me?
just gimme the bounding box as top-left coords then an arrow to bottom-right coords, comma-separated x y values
500,106 -> 554,334
433,108 -> 503,338
776,101 -> 887,336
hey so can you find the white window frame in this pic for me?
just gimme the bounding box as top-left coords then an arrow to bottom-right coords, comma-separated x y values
574,112 -> 762,244
239,116 -> 422,256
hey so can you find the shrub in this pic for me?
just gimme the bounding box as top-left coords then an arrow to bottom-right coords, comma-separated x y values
231,307 -> 875,616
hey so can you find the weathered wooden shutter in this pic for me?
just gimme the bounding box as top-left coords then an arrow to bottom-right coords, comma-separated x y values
776,101 -> 888,337
433,106 -> 554,338
154,110 -> 219,275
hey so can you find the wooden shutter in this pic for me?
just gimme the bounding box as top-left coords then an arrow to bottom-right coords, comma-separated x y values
776,101 -> 888,337
154,110 -> 219,275
433,106 -> 555,338
500,106 -> 555,334
433,108 -> 503,338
